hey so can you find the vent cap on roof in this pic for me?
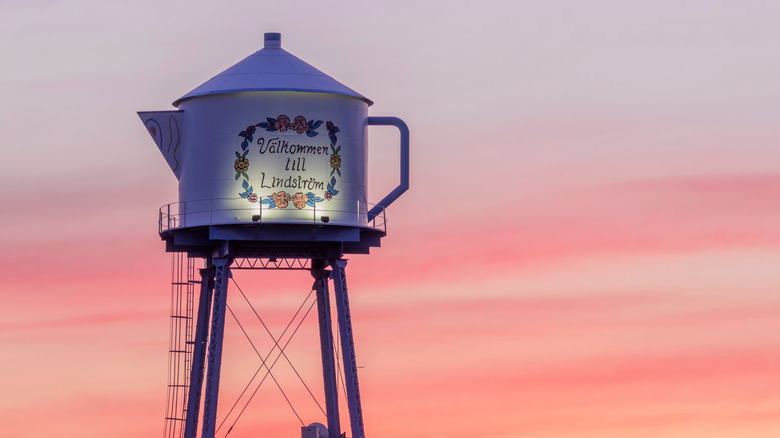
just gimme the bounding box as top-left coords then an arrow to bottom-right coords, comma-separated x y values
173,32 -> 372,107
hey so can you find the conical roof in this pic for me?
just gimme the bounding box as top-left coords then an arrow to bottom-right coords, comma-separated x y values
173,33 -> 372,107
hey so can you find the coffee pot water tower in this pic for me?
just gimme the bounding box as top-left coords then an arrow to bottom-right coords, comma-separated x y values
138,33 -> 409,438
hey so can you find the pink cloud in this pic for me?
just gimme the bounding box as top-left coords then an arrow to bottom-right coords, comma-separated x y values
348,172 -> 780,289
0,310 -> 159,332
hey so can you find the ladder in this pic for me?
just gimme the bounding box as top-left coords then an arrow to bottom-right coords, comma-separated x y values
164,253 -> 198,438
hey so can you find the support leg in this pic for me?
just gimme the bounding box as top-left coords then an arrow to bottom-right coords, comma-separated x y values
312,261 -> 341,438
201,257 -> 232,438
330,259 -> 365,438
184,264 -> 215,438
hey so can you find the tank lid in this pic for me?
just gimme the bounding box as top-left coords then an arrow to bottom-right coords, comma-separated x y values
173,33 -> 372,107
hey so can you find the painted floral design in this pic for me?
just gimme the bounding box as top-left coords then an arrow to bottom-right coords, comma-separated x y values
234,149 -> 250,180
326,120 -> 340,145
238,127 -> 255,151
261,191 -> 323,209
326,136 -> 341,195
328,144 -> 342,179
272,191 -> 290,208
329,153 -> 341,170
236,117 -> 342,209
292,115 -> 308,134
257,115 -> 322,138
235,157 -> 249,173
291,192 -> 308,209
274,115 -> 290,132
239,179 -> 254,199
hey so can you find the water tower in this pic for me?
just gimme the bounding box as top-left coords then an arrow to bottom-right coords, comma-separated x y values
138,33 -> 409,438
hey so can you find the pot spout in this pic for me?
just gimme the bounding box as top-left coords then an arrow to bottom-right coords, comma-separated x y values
138,110 -> 184,179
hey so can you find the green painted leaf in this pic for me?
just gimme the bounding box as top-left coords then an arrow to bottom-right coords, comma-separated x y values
242,173 -> 248,180
235,173 -> 240,180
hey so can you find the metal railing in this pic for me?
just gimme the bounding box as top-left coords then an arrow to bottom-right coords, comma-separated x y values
158,197 -> 387,234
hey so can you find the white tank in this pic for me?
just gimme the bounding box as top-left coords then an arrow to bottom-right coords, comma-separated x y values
139,33 -> 408,235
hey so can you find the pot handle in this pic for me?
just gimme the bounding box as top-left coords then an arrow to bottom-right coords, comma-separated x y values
367,116 -> 410,221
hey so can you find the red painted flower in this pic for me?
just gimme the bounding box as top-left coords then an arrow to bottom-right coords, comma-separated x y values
246,125 -> 256,135
292,115 -> 308,134
247,193 -> 258,203
324,191 -> 333,200
275,115 -> 290,132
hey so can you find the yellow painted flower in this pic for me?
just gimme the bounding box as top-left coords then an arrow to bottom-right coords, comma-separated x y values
234,157 -> 249,173
329,153 -> 341,169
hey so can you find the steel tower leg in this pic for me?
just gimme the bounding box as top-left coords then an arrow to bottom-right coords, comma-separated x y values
201,257 -> 232,438
184,264 -> 215,438
330,259 -> 365,438
312,261 -> 341,438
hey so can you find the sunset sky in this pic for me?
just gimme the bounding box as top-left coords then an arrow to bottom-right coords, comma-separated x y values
3,1 -> 780,437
